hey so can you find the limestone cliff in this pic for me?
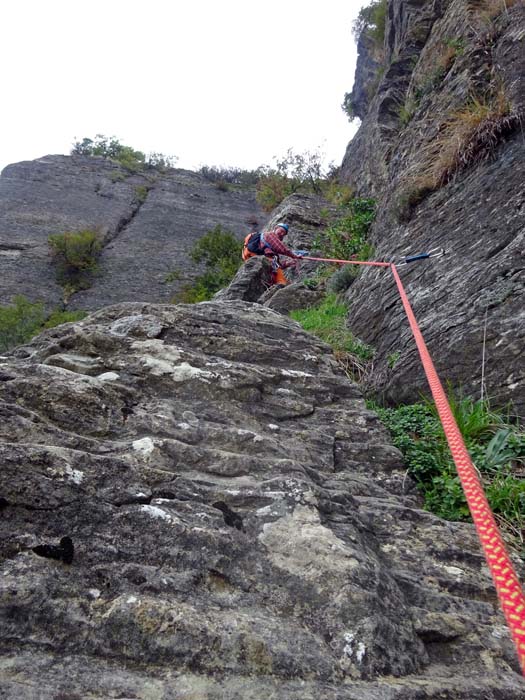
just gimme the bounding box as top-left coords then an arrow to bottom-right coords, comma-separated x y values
0,155 -> 265,311
1,302 -> 523,698
340,0 -> 525,415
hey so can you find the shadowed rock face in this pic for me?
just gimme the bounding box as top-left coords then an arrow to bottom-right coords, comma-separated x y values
0,301 -> 523,698
0,155 -> 265,310
340,2 -> 525,414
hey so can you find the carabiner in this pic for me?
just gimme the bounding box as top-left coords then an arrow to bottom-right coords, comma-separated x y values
398,247 -> 445,265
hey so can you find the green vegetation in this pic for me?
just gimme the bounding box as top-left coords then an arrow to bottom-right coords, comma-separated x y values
164,269 -> 182,284
398,99 -> 419,126
42,308 -> 87,328
134,185 -> 149,203
387,350 -> 401,368
0,295 -> 86,352
374,396 -> 525,552
198,151 -> 346,213
71,135 -> 177,172
341,92 -> 359,123
256,148 -> 324,211
172,225 -> 242,303
48,229 -> 102,294
256,148 -> 341,212
343,1 -> 388,123
313,198 -> 376,262
291,293 -> 374,361
352,0 -> 388,46
326,264 -> 359,295
198,165 -> 262,188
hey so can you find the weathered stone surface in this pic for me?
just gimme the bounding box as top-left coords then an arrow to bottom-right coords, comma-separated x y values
340,1 -> 525,414
0,301 -> 523,698
0,155 -> 265,311
214,256 -> 274,302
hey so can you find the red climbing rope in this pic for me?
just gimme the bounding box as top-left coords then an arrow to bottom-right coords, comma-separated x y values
390,263 -> 525,675
302,255 -> 390,268
306,255 -> 525,674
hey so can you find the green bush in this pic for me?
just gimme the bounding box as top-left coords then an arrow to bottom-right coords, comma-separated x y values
256,148 -> 330,212
342,92 -> 359,123
198,165 -> 263,187
352,0 -> 388,46
314,198 -> 376,262
71,135 -> 177,172
326,264 -> 359,294
256,171 -> 296,212
134,185 -> 149,203
42,309 -> 87,329
48,229 -> 102,292
373,396 -> 525,552
172,225 -> 242,303
0,296 -> 86,352
0,296 -> 46,352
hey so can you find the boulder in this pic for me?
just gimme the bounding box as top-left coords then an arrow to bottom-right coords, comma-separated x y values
0,301 -> 523,697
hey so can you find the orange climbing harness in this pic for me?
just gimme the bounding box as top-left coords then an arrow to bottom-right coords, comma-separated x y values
305,253 -> 525,675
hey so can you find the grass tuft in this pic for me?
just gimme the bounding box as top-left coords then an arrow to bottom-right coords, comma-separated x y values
291,293 -> 374,382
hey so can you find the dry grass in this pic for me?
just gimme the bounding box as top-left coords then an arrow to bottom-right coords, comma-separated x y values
395,88 -> 522,220
468,0 -> 523,21
429,89 -> 513,185
333,349 -> 373,385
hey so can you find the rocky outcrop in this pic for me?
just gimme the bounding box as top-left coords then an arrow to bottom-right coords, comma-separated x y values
340,1 -> 525,414
0,155 -> 265,311
214,192 -> 333,313
0,302 -> 523,698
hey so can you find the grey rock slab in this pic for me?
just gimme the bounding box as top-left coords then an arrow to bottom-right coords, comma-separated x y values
0,300 -> 523,697
0,156 -> 266,311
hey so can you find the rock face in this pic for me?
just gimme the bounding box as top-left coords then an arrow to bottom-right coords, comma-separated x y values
0,302 -> 523,698
0,155 -> 265,311
340,1 -> 525,414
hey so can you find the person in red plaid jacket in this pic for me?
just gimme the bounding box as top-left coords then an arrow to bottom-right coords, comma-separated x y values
242,223 -> 302,285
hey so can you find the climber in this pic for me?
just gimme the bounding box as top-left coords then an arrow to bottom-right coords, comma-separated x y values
242,223 -> 302,286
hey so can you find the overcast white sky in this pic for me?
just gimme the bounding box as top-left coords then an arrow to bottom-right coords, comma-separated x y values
0,1 -> 364,175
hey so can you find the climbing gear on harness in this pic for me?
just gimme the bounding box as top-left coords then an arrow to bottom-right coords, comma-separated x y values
292,250 -> 310,257
397,247 -> 445,265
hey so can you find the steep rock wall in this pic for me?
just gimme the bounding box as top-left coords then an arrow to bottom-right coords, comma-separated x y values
0,301 -> 524,697
0,155 -> 265,311
340,1 -> 525,414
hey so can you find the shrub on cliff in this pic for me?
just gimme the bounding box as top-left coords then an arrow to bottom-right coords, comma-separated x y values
171,225 -> 242,303
0,296 -> 46,352
71,135 -> 177,172
313,198 -> 376,262
0,296 -> 86,352
48,229 -> 102,293
352,0 -> 387,46
256,148 -> 331,212
198,165 -> 263,187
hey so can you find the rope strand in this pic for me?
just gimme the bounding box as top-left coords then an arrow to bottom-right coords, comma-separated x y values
304,254 -> 525,674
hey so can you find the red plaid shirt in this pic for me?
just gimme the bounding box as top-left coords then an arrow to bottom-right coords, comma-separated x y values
261,230 -> 297,260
